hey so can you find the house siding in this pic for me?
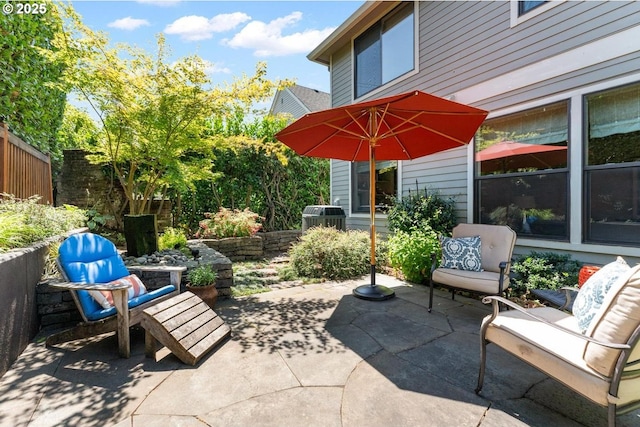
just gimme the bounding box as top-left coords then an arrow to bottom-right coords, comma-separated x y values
324,0 -> 640,264
270,90 -> 308,118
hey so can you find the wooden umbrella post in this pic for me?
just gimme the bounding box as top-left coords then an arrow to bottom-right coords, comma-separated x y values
369,142 -> 376,288
352,107 -> 395,301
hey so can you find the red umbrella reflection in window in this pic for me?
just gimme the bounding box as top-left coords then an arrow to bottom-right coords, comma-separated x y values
476,140 -> 567,174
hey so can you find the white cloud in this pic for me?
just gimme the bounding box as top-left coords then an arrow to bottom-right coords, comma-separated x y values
107,17 -> 151,31
223,12 -> 335,57
203,60 -> 231,75
164,13 -> 252,42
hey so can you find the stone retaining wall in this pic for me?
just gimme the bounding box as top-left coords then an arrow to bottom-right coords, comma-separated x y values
199,230 -> 301,261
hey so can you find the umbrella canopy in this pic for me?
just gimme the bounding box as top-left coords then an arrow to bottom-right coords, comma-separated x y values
276,90 -> 488,301
476,140 -> 567,174
276,90 -> 488,162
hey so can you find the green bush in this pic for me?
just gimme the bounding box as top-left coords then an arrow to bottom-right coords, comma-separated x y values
387,187 -> 457,235
158,227 -> 188,250
0,195 -> 86,253
387,228 -> 441,283
288,226 -> 387,280
187,264 -> 217,287
195,207 -> 263,238
510,251 -> 581,297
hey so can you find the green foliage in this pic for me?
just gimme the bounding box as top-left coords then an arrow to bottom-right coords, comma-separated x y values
187,264 -> 217,287
195,208 -> 263,238
47,5 -> 285,217
0,195 -> 86,252
510,251 -> 581,296
177,112 -> 329,232
288,226 -> 387,280
158,227 -> 188,250
85,208 -> 113,232
387,228 -> 441,283
0,0 -> 67,169
387,187 -> 457,235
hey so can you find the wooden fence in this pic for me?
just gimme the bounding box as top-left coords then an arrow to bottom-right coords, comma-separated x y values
0,123 -> 53,204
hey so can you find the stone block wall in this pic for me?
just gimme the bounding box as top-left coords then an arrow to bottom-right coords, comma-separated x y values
56,149 -> 172,230
199,230 -> 301,261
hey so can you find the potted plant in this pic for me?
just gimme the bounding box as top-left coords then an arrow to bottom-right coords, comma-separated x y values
186,265 -> 218,309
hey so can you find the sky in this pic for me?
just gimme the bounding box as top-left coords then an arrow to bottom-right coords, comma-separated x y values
70,0 -> 364,101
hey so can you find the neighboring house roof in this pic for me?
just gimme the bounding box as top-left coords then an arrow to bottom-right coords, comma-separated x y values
269,84 -> 330,118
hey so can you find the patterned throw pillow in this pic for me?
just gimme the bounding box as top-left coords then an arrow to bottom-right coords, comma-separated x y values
572,257 -> 630,333
88,274 -> 148,309
440,236 -> 482,272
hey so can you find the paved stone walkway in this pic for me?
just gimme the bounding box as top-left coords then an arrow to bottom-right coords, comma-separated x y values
1,275 -> 639,426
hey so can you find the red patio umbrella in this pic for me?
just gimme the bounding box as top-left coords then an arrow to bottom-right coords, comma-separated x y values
276,90 -> 488,301
476,140 -> 567,174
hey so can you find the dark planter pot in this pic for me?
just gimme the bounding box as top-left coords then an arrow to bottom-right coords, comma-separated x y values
186,284 -> 219,309
124,214 -> 158,257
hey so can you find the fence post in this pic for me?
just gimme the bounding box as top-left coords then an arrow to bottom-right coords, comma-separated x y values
1,123 -> 8,194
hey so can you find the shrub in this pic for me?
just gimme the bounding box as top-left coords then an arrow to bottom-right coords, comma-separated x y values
0,195 -> 86,252
187,264 -> 217,287
510,251 -> 581,297
288,226 -> 387,280
387,228 -> 441,283
387,187 -> 457,235
195,207 -> 263,239
158,227 -> 188,250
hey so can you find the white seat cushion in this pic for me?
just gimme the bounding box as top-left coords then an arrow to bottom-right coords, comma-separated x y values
433,268 -> 509,294
484,307 -> 611,405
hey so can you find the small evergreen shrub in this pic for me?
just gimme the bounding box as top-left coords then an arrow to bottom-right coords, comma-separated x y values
158,227 -> 188,250
510,251 -> 581,297
195,207 -> 263,238
288,226 -> 387,280
387,228 -> 440,283
387,187 -> 457,235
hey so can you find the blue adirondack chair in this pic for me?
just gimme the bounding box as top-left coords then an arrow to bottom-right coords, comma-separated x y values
46,232 -> 184,358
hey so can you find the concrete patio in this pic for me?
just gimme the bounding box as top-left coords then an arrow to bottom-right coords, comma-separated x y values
1,274 -> 639,427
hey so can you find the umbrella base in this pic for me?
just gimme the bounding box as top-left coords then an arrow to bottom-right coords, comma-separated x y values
353,284 -> 395,301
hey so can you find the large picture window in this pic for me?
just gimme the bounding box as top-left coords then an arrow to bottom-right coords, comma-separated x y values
354,2 -> 414,98
352,161 -> 397,213
475,102 -> 569,239
585,83 -> 640,245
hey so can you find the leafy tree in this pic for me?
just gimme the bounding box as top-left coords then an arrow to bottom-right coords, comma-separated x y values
0,0 -> 67,164
45,4 -> 281,223
176,111 -> 330,232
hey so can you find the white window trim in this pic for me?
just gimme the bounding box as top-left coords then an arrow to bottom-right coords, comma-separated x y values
351,1 -> 420,103
510,0 -> 566,28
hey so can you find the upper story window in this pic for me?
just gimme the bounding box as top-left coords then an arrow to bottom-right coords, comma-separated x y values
354,2 -> 414,99
518,1 -> 546,16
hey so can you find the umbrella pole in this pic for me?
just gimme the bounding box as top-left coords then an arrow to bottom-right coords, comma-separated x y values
353,129 -> 395,301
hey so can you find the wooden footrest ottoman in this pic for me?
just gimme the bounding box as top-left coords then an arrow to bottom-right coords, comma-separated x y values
141,291 -> 231,365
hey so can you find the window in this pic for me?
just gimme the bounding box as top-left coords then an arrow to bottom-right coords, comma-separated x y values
352,161 -> 397,213
475,102 -> 569,239
518,1 -> 546,16
354,2 -> 414,98
585,83 -> 640,245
